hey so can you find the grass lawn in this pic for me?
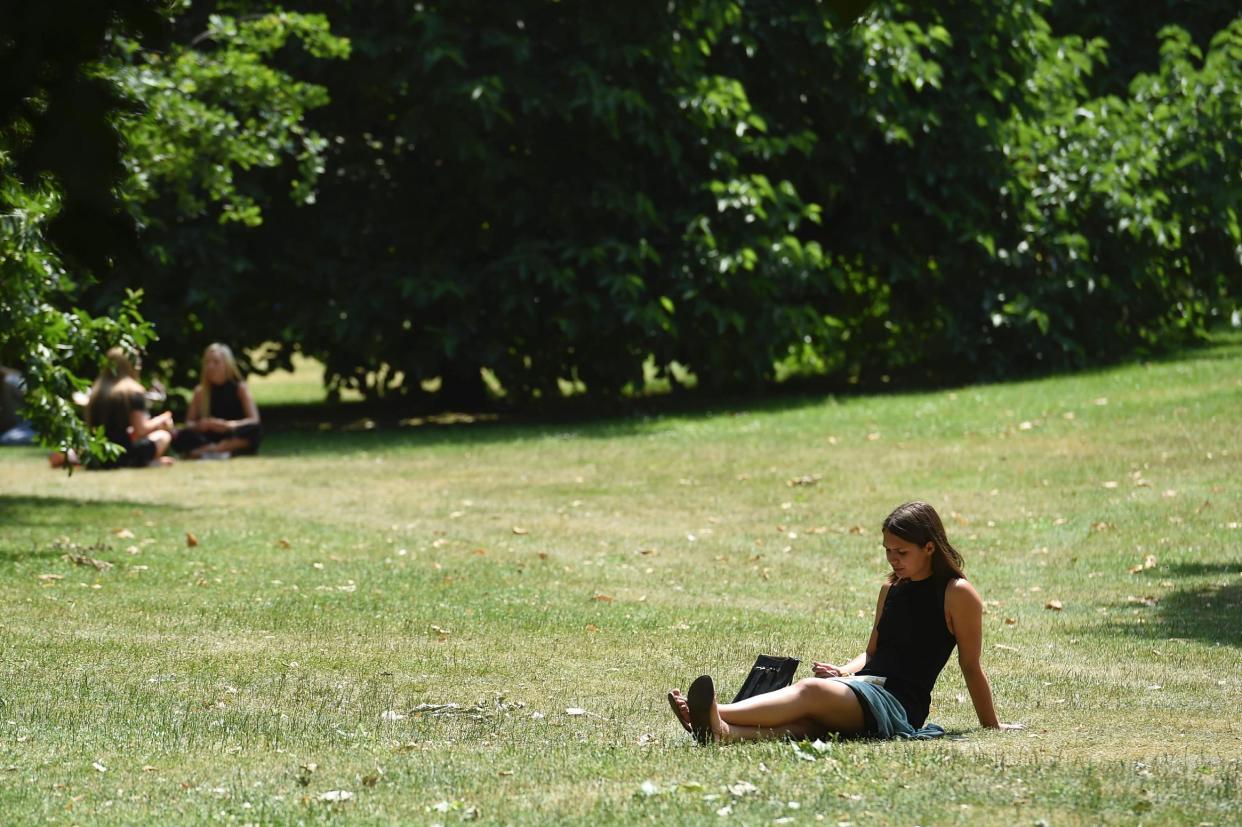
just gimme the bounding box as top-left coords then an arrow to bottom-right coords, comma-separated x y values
1,339 -> 1240,825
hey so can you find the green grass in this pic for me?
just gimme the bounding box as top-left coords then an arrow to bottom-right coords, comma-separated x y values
1,339 -> 1240,825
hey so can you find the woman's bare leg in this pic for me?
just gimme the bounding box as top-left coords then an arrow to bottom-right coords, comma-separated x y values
722,679 -> 864,736
148,430 -> 174,465
679,678 -> 866,743
189,435 -> 251,458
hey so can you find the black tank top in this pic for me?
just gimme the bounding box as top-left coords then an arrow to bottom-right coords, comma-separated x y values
856,576 -> 958,727
207,380 -> 245,421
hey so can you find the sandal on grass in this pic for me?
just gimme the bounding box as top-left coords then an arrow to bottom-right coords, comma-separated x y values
687,674 -> 716,745
667,690 -> 692,733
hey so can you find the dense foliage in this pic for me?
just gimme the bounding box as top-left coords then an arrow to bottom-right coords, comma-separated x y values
6,1 -> 1240,431
1,3 -> 346,454
0,1 -> 163,458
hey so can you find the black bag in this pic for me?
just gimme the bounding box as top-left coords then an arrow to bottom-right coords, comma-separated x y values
731,655 -> 800,703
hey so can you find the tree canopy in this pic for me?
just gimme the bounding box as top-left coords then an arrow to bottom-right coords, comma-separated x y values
3,0 -> 1239,443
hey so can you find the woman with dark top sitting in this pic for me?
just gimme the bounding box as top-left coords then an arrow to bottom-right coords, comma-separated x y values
668,501 -> 1017,742
172,343 -> 262,459
50,347 -> 174,468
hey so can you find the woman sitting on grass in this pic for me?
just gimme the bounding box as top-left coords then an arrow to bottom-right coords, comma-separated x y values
49,347 -> 174,469
172,343 -> 262,459
668,501 -> 1013,743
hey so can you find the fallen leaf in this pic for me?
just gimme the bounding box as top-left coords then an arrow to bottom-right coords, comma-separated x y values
787,474 -> 822,487
994,644 -> 1020,652
865,432 -> 880,441
591,593 -> 614,603
1045,599 -> 1064,611
430,625 -> 450,639
1018,421 -> 1033,431
511,527 -> 529,535
114,528 -> 135,539
63,553 -> 112,571
1162,489 -> 1177,498
141,765 -> 157,772
92,762 -> 107,773
186,532 -> 199,548
318,790 -> 353,803
1004,617 -> 1017,625
37,573 -> 64,582
276,538 -> 291,549
1127,595 -> 1159,607
565,707 -> 586,716
1102,481 -> 1119,489
727,781 -> 758,797
380,710 -> 406,722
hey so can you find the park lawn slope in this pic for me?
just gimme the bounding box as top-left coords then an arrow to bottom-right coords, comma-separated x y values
1,339 -> 1239,825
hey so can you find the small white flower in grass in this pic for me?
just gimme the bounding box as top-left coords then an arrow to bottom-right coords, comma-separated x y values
716,804 -> 733,817
809,739 -> 831,753
639,781 -> 661,797
92,762 -> 107,773
565,707 -> 586,716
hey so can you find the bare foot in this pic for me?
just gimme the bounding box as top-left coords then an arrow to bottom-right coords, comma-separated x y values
150,456 -> 175,467
667,689 -> 692,733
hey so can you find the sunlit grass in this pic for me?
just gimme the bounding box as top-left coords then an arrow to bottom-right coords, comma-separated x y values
1,337 -> 1239,824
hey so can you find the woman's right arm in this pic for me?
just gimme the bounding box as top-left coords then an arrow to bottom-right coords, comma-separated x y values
185,387 -> 203,428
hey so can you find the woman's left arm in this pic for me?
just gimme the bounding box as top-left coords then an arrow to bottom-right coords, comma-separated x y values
946,579 -> 1000,728
227,382 -> 261,428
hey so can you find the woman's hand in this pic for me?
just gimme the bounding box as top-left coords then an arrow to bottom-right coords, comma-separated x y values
811,661 -> 847,678
201,417 -> 229,433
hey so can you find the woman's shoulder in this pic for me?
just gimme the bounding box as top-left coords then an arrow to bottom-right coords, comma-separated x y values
944,577 -> 983,610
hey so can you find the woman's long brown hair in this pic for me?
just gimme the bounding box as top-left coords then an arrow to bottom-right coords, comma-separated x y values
882,501 -> 966,585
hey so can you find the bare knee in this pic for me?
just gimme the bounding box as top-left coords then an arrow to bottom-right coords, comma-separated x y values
794,677 -> 836,701
149,430 -> 172,455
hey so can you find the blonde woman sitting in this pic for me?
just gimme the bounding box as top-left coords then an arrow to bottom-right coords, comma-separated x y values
172,343 -> 262,459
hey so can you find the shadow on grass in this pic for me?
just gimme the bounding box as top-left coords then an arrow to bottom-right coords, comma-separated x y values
257,389 -> 836,457
249,328 -> 1242,456
0,495 -> 189,565
1108,564 -> 1242,648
